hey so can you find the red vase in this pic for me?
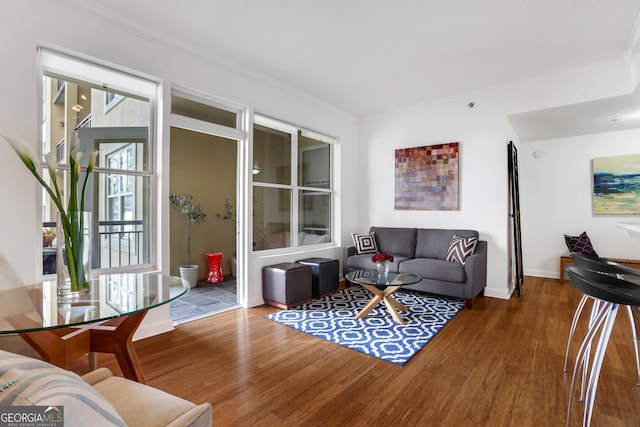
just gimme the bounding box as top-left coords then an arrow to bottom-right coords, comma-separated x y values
205,252 -> 224,284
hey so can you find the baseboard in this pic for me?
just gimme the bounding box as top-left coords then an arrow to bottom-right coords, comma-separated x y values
524,269 -> 559,279
247,295 -> 266,308
484,285 -> 513,300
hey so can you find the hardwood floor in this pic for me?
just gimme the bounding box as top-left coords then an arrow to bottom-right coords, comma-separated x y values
70,276 -> 640,426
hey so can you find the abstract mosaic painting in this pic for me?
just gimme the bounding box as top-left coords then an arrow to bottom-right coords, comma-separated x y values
593,153 -> 640,215
395,142 -> 459,210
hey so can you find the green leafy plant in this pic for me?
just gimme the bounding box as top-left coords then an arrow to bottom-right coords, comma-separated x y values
3,134 -> 97,292
216,198 -> 237,256
216,198 -> 235,222
169,192 -> 207,266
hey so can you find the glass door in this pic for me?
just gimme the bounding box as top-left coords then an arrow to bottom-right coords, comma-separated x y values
169,90 -> 246,322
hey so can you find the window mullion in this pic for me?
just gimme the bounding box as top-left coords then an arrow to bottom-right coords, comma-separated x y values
291,129 -> 299,247
169,113 -> 246,141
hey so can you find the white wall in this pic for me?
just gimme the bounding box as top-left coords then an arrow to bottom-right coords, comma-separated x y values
0,3 -> 358,336
519,129 -> 640,278
359,95 -> 514,299
357,58 -> 640,299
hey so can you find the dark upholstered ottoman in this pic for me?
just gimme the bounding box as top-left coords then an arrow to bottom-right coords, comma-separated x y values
262,263 -> 312,309
296,257 -> 339,298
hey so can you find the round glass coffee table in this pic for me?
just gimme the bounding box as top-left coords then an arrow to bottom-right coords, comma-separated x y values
345,270 -> 421,324
0,273 -> 189,384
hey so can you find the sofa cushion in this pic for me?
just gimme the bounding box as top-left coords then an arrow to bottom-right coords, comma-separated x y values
415,229 -> 479,260
369,227 -> 417,258
351,232 -> 378,254
399,258 -> 467,283
0,350 -> 126,427
347,253 -> 411,272
446,235 -> 478,264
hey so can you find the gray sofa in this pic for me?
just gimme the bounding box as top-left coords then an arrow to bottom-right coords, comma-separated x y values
343,226 -> 487,308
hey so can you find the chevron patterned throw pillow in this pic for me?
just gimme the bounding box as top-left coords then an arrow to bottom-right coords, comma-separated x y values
446,235 -> 478,264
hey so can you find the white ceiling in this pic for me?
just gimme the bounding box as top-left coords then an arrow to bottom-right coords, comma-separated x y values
59,0 -> 640,133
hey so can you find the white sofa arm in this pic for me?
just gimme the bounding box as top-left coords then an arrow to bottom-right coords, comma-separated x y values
87,370 -> 213,427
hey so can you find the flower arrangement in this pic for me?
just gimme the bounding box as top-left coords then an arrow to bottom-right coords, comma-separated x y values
372,252 -> 393,283
371,253 -> 394,263
3,134 -> 97,292
169,192 -> 207,266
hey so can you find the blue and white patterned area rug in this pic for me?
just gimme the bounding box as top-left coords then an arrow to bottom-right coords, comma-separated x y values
265,286 -> 465,366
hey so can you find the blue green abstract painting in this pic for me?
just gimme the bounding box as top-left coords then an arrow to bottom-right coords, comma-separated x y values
593,153 -> 640,215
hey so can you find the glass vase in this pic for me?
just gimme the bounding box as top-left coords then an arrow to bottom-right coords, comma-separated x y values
56,211 -> 92,298
376,261 -> 390,285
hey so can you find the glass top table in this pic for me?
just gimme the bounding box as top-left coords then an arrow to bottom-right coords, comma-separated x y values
345,270 -> 421,324
0,273 -> 189,383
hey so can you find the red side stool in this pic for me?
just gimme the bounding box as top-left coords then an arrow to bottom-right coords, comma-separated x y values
205,252 -> 224,284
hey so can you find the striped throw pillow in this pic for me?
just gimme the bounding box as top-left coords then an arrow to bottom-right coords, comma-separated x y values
446,235 -> 478,264
0,350 -> 126,426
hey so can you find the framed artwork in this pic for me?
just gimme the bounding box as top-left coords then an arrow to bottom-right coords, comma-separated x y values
395,142 -> 459,210
593,153 -> 640,215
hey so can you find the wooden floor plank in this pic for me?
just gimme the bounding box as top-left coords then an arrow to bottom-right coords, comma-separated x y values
60,276 -> 640,426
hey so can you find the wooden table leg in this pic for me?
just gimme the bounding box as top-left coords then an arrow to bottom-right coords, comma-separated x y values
90,311 -> 148,384
357,285 -> 408,323
356,287 -> 383,319
381,286 -> 407,324
384,286 -> 409,325
19,325 -> 92,367
14,311 -> 148,384
383,298 -> 405,324
88,351 -> 98,371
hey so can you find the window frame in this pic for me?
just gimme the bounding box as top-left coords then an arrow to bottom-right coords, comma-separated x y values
105,144 -> 136,244
36,46 -> 160,277
252,114 -> 335,253
169,86 -> 249,305
104,91 -> 125,113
